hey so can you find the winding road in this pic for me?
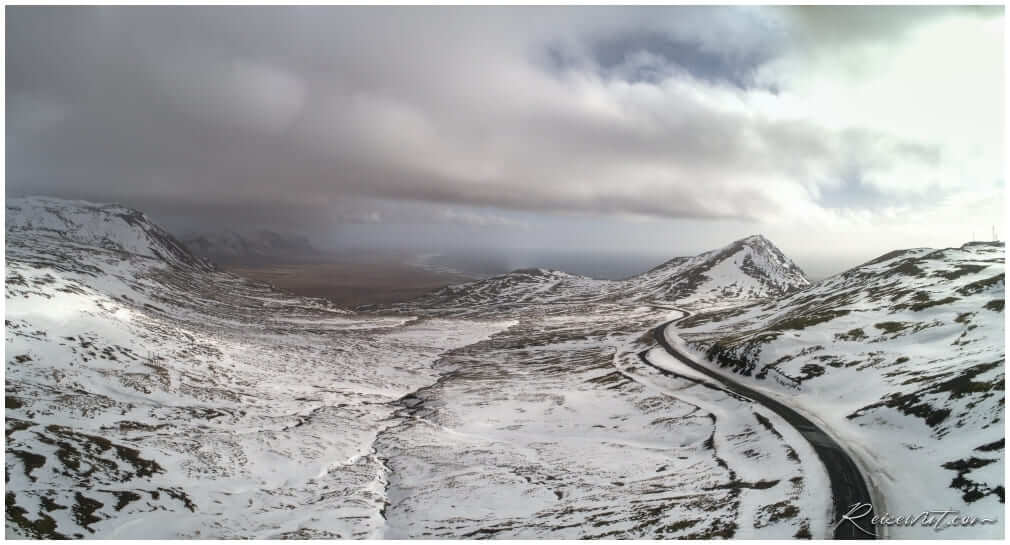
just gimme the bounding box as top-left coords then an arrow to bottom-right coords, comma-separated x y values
642,308 -> 878,539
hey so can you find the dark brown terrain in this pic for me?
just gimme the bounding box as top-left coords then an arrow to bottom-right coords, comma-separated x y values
225,255 -> 478,308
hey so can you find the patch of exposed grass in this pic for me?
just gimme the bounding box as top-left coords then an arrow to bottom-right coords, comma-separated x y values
5,492 -> 66,539
908,296 -> 958,312
39,497 -> 66,513
942,457 -> 1003,504
772,310 -> 850,331
661,519 -> 700,533
8,449 -> 46,482
957,274 -> 1004,296
33,424 -> 165,481
794,522 -> 812,539
862,249 -> 913,267
835,328 -> 866,342
975,439 -> 1004,452
72,492 -> 104,532
684,518 -> 737,539
6,418 -> 33,439
757,501 -> 800,525
101,490 -> 141,512
892,260 -> 925,277
934,264 -> 988,280
874,321 -> 909,335
850,359 -> 1003,430
799,364 -> 825,380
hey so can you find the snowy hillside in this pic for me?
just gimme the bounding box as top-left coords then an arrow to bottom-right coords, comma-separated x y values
405,267 -> 609,315
674,242 -> 1005,538
6,197 -> 210,271
5,197 -> 511,538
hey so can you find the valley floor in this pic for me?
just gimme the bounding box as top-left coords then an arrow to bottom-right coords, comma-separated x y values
224,255 -> 479,308
374,303 -> 831,538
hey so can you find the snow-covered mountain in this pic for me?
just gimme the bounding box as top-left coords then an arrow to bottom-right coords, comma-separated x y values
673,242 -> 1005,537
403,267 -> 604,314
400,234 -> 811,314
623,234 -> 810,302
181,230 -> 319,263
6,197 -> 211,271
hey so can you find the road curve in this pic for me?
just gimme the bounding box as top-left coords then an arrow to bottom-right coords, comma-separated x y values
643,309 -> 878,539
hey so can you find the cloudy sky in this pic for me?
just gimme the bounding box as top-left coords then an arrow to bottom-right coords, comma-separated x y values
6,6 -> 1005,276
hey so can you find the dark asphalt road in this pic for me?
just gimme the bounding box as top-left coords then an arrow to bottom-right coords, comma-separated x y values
643,310 -> 878,539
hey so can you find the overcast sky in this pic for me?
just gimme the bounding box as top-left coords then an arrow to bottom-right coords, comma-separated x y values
6,6 -> 1005,276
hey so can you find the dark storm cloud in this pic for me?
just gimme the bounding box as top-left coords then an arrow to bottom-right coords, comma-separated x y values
5,6 -> 998,232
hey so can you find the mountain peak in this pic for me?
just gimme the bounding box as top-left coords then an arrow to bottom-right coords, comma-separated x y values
728,234 -> 783,255
737,234 -> 771,244
631,234 -> 810,302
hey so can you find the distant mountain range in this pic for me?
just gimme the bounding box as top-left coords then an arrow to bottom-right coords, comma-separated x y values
396,233 -> 812,315
181,230 -> 321,264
